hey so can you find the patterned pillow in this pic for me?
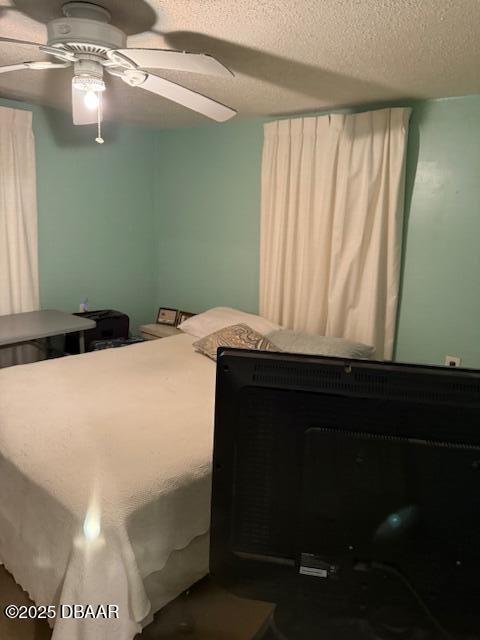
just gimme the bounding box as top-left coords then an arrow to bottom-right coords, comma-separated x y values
193,323 -> 279,361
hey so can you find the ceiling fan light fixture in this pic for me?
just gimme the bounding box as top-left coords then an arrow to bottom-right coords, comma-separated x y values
72,75 -> 105,92
72,58 -> 105,93
84,89 -> 99,109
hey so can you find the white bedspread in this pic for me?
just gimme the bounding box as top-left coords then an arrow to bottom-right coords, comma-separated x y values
0,334 -> 216,640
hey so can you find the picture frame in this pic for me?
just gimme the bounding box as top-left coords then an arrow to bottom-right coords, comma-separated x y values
156,307 -> 178,326
177,311 -> 195,326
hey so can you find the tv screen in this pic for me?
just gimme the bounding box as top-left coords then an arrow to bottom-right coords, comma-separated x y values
210,349 -> 480,639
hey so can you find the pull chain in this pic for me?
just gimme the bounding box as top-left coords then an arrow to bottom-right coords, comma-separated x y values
95,93 -> 104,144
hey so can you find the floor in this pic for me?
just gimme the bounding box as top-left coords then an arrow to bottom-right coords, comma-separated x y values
0,565 -> 272,640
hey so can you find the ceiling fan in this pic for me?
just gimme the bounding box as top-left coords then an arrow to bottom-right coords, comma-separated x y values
0,1 -> 236,141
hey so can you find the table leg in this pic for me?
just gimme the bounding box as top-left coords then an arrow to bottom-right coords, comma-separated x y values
79,331 -> 86,353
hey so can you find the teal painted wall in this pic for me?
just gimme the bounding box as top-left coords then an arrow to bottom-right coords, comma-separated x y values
1,97 -> 156,331
153,97 -> 480,368
395,97 -> 480,367
154,120 -> 263,314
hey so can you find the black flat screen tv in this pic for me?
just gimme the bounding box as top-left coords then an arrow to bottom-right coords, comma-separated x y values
210,349 -> 480,640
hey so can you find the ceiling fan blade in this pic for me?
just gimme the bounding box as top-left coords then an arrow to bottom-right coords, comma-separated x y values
0,61 -> 70,75
0,37 -> 78,62
0,62 -> 30,74
109,48 -> 233,77
0,36 -> 72,59
72,83 -> 98,126
0,36 -> 47,48
130,73 -> 236,122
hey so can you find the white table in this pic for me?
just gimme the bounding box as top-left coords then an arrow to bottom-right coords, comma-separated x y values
0,310 -> 96,354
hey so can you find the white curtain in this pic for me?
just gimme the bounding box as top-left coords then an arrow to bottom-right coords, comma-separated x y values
0,105 -> 39,317
259,107 -> 411,360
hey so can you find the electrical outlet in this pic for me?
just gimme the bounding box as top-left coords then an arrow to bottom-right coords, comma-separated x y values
445,355 -> 461,367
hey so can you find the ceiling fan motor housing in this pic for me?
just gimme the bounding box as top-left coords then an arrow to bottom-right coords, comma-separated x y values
47,6 -> 126,55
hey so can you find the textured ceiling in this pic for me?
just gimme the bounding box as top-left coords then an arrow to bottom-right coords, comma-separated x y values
0,0 -> 479,129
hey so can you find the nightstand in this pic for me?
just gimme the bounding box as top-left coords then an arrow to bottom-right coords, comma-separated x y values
140,323 -> 182,340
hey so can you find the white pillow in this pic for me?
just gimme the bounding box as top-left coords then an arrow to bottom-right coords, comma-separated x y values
178,307 -> 281,339
267,330 -> 375,359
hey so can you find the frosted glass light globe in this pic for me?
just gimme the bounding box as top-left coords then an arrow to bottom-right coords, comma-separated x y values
84,90 -> 99,110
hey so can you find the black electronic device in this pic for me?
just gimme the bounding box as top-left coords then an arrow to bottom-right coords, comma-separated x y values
65,309 -> 129,353
210,349 -> 480,640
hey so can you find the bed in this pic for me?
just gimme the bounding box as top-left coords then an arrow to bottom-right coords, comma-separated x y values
0,333 -> 216,640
